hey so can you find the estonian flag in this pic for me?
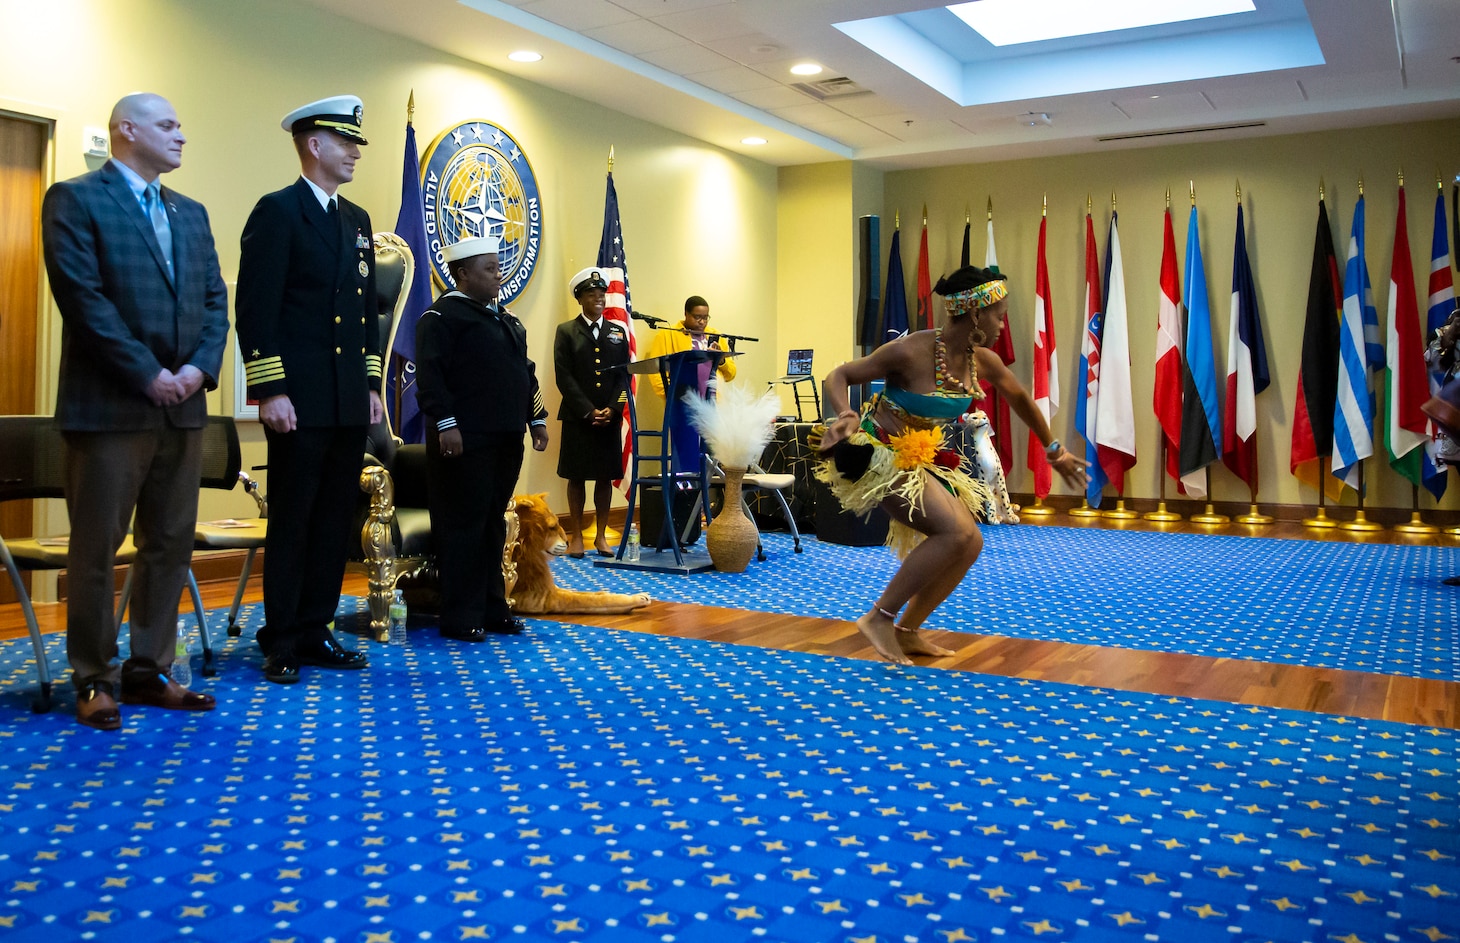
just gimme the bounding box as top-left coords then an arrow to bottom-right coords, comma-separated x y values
1178,204 -> 1222,495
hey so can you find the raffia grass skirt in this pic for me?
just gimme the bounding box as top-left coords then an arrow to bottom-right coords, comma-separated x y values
813,429 -> 992,559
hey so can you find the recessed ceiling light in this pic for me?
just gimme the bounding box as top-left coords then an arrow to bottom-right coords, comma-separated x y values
741,137 -> 767,146
790,63 -> 823,76
508,50 -> 543,63
947,0 -> 1254,47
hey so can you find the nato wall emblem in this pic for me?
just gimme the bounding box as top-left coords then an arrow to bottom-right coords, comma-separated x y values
421,120 -> 543,304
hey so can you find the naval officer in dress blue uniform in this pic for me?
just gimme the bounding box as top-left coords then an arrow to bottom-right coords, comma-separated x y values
235,95 -> 380,683
554,267 -> 630,558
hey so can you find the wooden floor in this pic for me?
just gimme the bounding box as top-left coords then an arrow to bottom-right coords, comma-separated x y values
5,513 -> 1458,728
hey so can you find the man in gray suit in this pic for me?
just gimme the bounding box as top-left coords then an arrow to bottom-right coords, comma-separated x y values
41,92 -> 229,729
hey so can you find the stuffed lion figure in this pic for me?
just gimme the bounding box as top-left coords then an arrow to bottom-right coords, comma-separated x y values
504,493 -> 652,615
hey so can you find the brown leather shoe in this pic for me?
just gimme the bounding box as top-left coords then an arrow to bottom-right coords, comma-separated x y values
77,686 -> 122,730
120,677 -> 216,711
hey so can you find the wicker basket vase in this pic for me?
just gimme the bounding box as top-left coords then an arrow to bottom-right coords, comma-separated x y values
706,465 -> 758,573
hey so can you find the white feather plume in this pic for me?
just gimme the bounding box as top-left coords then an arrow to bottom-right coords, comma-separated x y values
680,381 -> 781,469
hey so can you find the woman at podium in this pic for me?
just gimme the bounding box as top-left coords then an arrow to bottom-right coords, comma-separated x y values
814,265 -> 1086,665
644,295 -> 737,399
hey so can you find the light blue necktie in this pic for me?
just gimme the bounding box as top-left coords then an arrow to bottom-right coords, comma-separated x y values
144,183 -> 174,276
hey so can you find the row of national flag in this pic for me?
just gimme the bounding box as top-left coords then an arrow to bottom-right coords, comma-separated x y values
868,184 -> 1458,505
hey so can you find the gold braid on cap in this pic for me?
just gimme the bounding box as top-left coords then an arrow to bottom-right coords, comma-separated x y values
942,279 -> 1007,317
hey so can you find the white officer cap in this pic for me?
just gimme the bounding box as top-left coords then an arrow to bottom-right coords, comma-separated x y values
281,95 -> 368,144
442,236 -> 501,263
569,267 -> 609,297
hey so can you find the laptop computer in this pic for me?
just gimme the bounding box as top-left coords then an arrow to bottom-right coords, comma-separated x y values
777,349 -> 813,381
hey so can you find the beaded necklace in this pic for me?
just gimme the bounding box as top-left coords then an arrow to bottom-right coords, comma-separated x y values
933,329 -> 975,393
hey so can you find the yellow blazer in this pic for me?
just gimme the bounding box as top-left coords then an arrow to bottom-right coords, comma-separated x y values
643,319 -> 737,399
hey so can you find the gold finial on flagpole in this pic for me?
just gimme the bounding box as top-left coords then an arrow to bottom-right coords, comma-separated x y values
1086,194 -> 1091,215
1189,180 -> 1196,206
406,90 -> 415,125
1357,174 -> 1364,197
1398,168 -> 1404,188
1320,177 -> 1325,201
1111,191 -> 1116,211
922,203 -> 927,226
1236,179 -> 1241,204
895,209 -> 900,230
1042,193 -> 1047,217
965,204 -> 970,224
986,196 -> 993,221
607,146 -> 615,174
1165,186 -> 1170,209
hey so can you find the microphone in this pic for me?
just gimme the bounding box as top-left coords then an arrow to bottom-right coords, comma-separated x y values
631,311 -> 668,327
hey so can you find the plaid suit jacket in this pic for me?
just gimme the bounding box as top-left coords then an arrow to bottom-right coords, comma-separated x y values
42,160 -> 229,431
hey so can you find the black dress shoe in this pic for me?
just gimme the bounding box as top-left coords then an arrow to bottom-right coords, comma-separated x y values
484,617 -> 527,635
295,638 -> 369,670
263,654 -> 301,685
440,625 -> 487,643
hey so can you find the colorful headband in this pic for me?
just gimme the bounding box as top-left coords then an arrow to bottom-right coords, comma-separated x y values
942,279 -> 1008,315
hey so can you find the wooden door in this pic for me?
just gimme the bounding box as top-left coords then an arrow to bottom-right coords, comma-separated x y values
0,114 -> 48,603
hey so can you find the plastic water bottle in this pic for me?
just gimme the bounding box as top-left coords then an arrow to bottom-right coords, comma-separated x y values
172,619 -> 192,688
625,524 -> 641,563
388,589 -> 408,645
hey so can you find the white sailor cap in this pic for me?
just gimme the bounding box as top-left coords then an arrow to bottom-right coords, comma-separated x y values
442,236 -> 501,263
570,267 -> 609,296
281,95 -> 368,144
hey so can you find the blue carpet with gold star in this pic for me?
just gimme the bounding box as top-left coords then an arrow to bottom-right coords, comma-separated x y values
563,527 -> 1460,681
0,594 -> 1457,942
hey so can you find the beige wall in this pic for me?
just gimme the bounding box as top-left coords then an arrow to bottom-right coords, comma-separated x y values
0,0 -> 779,540
877,120 -> 1460,510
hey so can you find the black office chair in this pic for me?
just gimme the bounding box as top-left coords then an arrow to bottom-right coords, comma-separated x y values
0,416 -> 136,713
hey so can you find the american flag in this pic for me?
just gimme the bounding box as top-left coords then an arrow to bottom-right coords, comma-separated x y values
598,171 -> 637,482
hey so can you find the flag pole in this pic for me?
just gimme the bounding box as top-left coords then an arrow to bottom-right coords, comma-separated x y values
1340,464 -> 1384,531
1189,468 -> 1229,524
1393,484 -> 1438,534
1071,192 -> 1101,520
1024,192 -> 1056,520
1144,439 -> 1183,521
1302,458 -> 1337,527
1103,189 -> 1136,522
1232,178 -> 1270,527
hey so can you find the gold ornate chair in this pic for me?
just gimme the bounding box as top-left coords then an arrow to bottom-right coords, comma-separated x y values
347,233 -> 435,640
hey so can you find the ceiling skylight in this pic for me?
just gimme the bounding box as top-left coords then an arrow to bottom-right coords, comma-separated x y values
947,0 -> 1256,47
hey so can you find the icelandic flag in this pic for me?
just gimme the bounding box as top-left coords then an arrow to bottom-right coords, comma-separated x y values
1153,208 -> 1185,492
1221,203 -> 1270,490
1386,185 -> 1446,496
1075,212 -> 1107,506
1095,212 -> 1136,493
1027,215 -> 1058,499
386,118 -> 435,443
1178,205 -> 1222,496
1331,195 -> 1378,492
597,171 -> 637,481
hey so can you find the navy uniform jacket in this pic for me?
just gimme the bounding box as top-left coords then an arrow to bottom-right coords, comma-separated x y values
42,160 -> 229,431
235,178 -> 380,427
553,316 -> 630,419
415,291 -> 548,446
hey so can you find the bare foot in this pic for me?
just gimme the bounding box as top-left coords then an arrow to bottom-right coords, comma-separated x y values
854,608 -> 911,665
897,630 -> 955,658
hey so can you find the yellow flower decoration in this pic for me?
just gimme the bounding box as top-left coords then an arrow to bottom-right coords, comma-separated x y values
888,428 -> 941,470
